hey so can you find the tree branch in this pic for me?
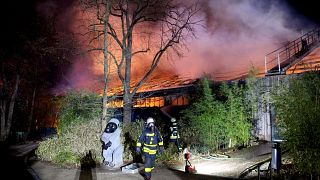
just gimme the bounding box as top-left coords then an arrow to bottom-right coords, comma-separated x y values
132,48 -> 150,56
108,52 -> 125,83
107,23 -> 124,49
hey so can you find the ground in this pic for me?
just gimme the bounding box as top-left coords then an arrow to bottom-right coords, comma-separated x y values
29,141 -> 274,180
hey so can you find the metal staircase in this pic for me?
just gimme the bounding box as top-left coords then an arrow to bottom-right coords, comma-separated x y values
265,28 -> 320,76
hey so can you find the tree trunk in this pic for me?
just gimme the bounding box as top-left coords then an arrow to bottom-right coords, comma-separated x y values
123,14 -> 133,124
28,87 -> 36,132
101,1 -> 112,131
123,92 -> 132,123
102,96 -> 108,131
6,74 -> 20,138
0,99 -> 7,141
0,61 -> 6,141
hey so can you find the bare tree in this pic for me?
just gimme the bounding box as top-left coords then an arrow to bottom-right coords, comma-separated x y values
0,60 -> 20,141
79,0 -> 115,130
80,0 -> 199,123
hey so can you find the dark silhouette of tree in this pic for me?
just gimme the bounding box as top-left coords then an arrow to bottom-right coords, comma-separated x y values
0,1 -> 78,141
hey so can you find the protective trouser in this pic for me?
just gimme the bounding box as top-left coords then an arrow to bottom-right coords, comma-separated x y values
144,153 -> 156,179
170,131 -> 181,152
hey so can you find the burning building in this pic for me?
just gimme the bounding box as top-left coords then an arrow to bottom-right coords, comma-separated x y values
104,28 -> 320,142
105,75 -> 199,120
41,0 -> 320,142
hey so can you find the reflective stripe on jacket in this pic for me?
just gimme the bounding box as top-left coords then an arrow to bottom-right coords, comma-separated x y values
136,128 -> 163,154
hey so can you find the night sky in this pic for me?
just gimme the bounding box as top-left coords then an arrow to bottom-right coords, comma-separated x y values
286,0 -> 320,24
1,0 -> 319,46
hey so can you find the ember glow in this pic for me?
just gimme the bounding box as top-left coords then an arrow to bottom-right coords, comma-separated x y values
43,0 -> 318,94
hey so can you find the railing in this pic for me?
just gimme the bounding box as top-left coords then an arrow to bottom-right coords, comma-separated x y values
239,157 -> 271,179
265,28 -> 320,75
239,148 -> 289,179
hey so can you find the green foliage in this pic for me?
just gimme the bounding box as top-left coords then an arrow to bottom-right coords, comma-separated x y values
54,151 -> 80,166
181,77 -> 226,150
222,82 -> 251,147
58,90 -> 101,134
273,72 -> 320,175
246,65 -> 261,119
156,143 -> 180,166
37,118 -> 103,167
36,90 -> 103,167
181,76 -> 252,151
121,120 -> 145,162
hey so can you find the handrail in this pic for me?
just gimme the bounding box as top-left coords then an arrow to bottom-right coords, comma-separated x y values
266,28 -> 319,56
239,157 -> 271,179
264,28 -> 320,75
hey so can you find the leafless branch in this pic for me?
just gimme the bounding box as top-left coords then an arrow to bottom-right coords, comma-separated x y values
108,51 -> 125,83
107,23 -> 124,49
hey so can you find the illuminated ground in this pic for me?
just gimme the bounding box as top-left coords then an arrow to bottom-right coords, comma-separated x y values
173,142 -> 272,178
30,142 -> 272,180
0,140 -> 272,179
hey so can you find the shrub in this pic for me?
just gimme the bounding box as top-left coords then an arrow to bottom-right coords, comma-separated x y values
156,143 -> 180,166
121,120 -> 145,162
181,77 -> 227,150
273,72 -> 320,175
58,90 -> 101,134
181,76 -> 252,151
37,117 -> 103,167
36,90 -> 103,167
222,82 -> 251,147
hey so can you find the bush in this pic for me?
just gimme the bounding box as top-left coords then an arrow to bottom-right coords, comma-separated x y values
222,82 -> 251,147
58,90 -> 101,134
121,120 -> 145,162
36,90 -> 103,167
273,72 -> 320,175
37,117 -> 103,167
156,143 -> 180,166
181,77 -> 227,150
181,76 -> 252,151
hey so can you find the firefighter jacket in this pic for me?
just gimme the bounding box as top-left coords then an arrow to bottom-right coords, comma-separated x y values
136,128 -> 164,155
170,120 -> 180,140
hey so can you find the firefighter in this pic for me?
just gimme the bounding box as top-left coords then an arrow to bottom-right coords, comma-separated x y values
170,118 -> 182,152
101,118 -> 123,169
136,117 -> 164,180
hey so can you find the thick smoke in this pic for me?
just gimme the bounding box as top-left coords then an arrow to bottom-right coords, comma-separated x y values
172,0 -> 317,80
41,0 -> 318,94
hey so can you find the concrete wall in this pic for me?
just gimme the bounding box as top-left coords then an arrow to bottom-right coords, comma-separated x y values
254,75 -> 294,141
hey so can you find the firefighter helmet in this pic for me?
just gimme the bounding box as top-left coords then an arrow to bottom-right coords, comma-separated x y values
146,117 -> 155,127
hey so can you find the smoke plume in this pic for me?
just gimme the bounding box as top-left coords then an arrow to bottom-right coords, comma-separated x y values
40,0 -> 318,94
172,0 -> 317,80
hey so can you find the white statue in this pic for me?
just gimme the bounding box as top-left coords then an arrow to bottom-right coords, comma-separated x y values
101,118 -> 123,168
